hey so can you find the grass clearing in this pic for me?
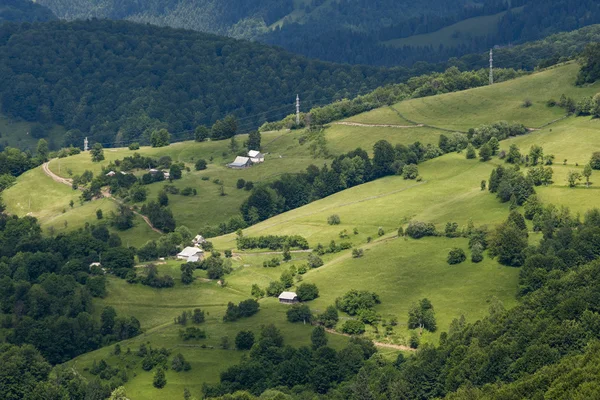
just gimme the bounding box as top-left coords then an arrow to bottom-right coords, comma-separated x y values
394,63 -> 600,131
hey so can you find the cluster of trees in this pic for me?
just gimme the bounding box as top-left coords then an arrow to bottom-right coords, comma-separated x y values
0,19 -> 411,147
577,43 -> 600,84
236,234 -> 309,251
239,140 -> 436,226
223,299 -> 260,322
204,324 -> 377,396
0,0 -> 56,24
136,226 -> 195,261
488,164 -> 536,206
0,214 -> 140,366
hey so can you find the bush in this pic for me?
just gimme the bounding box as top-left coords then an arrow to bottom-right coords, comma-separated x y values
327,214 -> 341,225
297,283 -> 319,301
336,290 -> 380,315
522,99 -> 533,108
406,221 -> 437,239
153,368 -> 166,389
236,179 -> 246,189
590,152 -> 600,170
287,304 -> 312,323
179,327 -> 206,340
352,248 -> 364,258
341,320 -> 365,335
266,281 -> 284,297
195,159 -> 207,171
235,330 -> 255,350
128,142 -> 140,150
318,305 -> 339,328
409,332 -> 420,349
447,248 -> 467,265
244,181 -> 254,191
307,253 -> 324,268
402,164 -> 419,180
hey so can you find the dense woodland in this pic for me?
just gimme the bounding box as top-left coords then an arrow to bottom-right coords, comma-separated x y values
33,0 -> 600,66
0,19 -> 406,148
0,0 -> 56,24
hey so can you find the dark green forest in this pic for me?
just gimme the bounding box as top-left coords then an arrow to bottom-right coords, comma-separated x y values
0,0 -> 56,24
0,19 -> 410,147
34,0 -> 600,66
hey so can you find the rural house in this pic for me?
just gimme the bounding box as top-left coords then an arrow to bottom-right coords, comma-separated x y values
228,156 -> 252,169
177,247 -> 204,262
193,235 -> 206,245
248,150 -> 264,163
105,171 -> 116,177
278,292 -> 299,304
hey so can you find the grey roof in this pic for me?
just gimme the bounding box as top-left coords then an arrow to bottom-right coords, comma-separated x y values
178,247 -> 203,257
278,291 -> 298,300
229,156 -> 251,167
248,150 -> 263,158
187,255 -> 200,263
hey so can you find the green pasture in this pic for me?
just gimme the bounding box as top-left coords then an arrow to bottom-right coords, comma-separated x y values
394,63 -> 600,131
0,112 -> 66,151
383,8 -> 522,49
343,106 -> 416,125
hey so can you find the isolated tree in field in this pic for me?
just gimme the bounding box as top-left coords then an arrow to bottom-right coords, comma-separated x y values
447,248 -> 466,265
153,368 -> 166,389
251,284 -> 265,299
96,209 -> 103,219
506,144 -> 521,164
280,271 -> 293,288
180,263 -> 194,284
481,180 -> 486,191
235,330 -> 255,350
479,143 -> 492,162
90,143 -> 104,162
591,152 -> 600,170
584,164 -> 593,187
297,282 -> 319,301
307,253 -> 323,269
229,136 -> 239,153
327,214 -> 341,225
407,298 -> 437,332
287,304 -> 312,323
195,159 -> 207,170
465,144 -> 476,159
567,170 -> 582,187
151,129 -> 170,147
36,139 -> 49,162
247,130 -> 261,150
194,125 -> 210,142
529,145 -> 544,166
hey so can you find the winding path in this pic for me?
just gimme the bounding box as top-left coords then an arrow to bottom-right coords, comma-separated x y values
41,161 -> 162,234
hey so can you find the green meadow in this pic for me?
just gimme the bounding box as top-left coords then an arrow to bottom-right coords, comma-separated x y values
383,8 -> 523,49
2,62 -> 593,398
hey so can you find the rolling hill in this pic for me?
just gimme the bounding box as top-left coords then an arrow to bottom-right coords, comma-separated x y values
3,61 -> 595,398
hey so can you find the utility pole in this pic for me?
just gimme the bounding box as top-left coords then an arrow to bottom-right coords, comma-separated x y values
296,94 -> 300,126
489,49 -> 494,85
84,137 -> 89,152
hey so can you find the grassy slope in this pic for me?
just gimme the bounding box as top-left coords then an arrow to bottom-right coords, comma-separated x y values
0,113 -> 66,151
394,63 -> 600,131
383,8 -> 524,49
48,63 -> 600,398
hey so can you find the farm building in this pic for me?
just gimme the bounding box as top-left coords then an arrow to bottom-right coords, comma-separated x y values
193,235 -> 206,245
177,247 -> 204,262
228,156 -> 252,169
105,171 -> 116,177
278,292 -> 298,304
248,150 -> 264,163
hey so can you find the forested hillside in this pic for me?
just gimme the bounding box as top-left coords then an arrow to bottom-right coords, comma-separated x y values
36,0 -> 600,66
0,0 -> 56,24
0,19 -> 407,148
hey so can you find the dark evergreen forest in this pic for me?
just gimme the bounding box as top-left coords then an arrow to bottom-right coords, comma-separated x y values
0,19 -> 412,147
0,0 -> 56,24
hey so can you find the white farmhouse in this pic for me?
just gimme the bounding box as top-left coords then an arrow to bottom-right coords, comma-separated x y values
248,150 -> 264,163
177,247 -> 204,262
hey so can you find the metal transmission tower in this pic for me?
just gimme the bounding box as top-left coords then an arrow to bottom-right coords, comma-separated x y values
84,137 -> 88,151
489,49 -> 494,85
296,94 -> 300,126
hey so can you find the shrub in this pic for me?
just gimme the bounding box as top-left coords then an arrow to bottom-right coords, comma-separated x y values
447,248 -> 467,265
236,179 -> 246,189
471,243 -> 484,263
307,253 -> 324,269
336,290 -> 380,315
195,159 -> 207,171
318,305 -> 339,328
402,164 -> 419,180
287,304 -> 312,323
244,181 -> 254,191
341,320 -> 365,335
181,187 -> 195,196
522,99 -> 533,108
409,332 -> 420,349
223,299 -> 260,322
378,227 -> 385,236
327,214 -> 341,225
153,368 -> 166,389
235,330 -> 255,350
406,221 -> 437,239
352,248 -> 364,258
590,152 -> 600,170
297,283 -> 319,301
179,327 -> 206,340
128,142 -> 140,150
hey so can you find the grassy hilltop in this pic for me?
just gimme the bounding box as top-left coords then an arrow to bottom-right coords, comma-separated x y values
4,61 -> 600,398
